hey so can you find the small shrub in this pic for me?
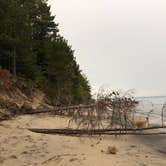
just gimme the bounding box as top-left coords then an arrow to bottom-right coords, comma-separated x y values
0,69 -> 13,89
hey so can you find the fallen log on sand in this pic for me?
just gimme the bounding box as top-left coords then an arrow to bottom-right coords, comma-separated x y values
28,126 -> 166,136
23,104 -> 95,115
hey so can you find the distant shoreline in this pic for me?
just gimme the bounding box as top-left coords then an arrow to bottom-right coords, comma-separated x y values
136,96 -> 166,99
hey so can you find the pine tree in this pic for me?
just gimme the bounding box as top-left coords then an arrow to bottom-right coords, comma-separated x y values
0,0 -> 91,105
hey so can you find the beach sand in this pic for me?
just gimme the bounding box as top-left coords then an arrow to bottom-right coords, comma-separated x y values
0,114 -> 165,166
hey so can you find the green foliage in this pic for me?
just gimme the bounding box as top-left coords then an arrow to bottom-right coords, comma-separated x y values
0,0 -> 91,105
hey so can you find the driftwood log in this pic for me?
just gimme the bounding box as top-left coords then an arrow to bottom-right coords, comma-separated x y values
21,104 -> 95,115
29,126 -> 166,136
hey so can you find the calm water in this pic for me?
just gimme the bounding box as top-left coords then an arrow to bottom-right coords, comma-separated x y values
136,96 -> 166,125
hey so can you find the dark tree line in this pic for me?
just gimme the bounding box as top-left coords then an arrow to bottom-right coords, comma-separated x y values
0,0 -> 91,105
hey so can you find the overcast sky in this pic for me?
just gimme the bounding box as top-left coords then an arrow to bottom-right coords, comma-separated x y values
48,0 -> 166,96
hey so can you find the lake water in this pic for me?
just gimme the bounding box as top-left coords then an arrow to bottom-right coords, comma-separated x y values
136,96 -> 166,125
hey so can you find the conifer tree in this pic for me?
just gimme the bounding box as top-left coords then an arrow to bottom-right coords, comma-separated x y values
0,0 -> 91,104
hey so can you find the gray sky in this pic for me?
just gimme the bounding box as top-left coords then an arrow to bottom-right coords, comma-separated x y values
48,0 -> 166,96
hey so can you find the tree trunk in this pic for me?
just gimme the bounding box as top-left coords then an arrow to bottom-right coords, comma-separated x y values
29,127 -> 166,136
13,46 -> 16,76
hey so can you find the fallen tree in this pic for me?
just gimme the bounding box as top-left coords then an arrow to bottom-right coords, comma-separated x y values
28,126 -> 166,136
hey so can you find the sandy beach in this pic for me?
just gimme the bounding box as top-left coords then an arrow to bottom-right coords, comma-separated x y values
0,114 -> 165,166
